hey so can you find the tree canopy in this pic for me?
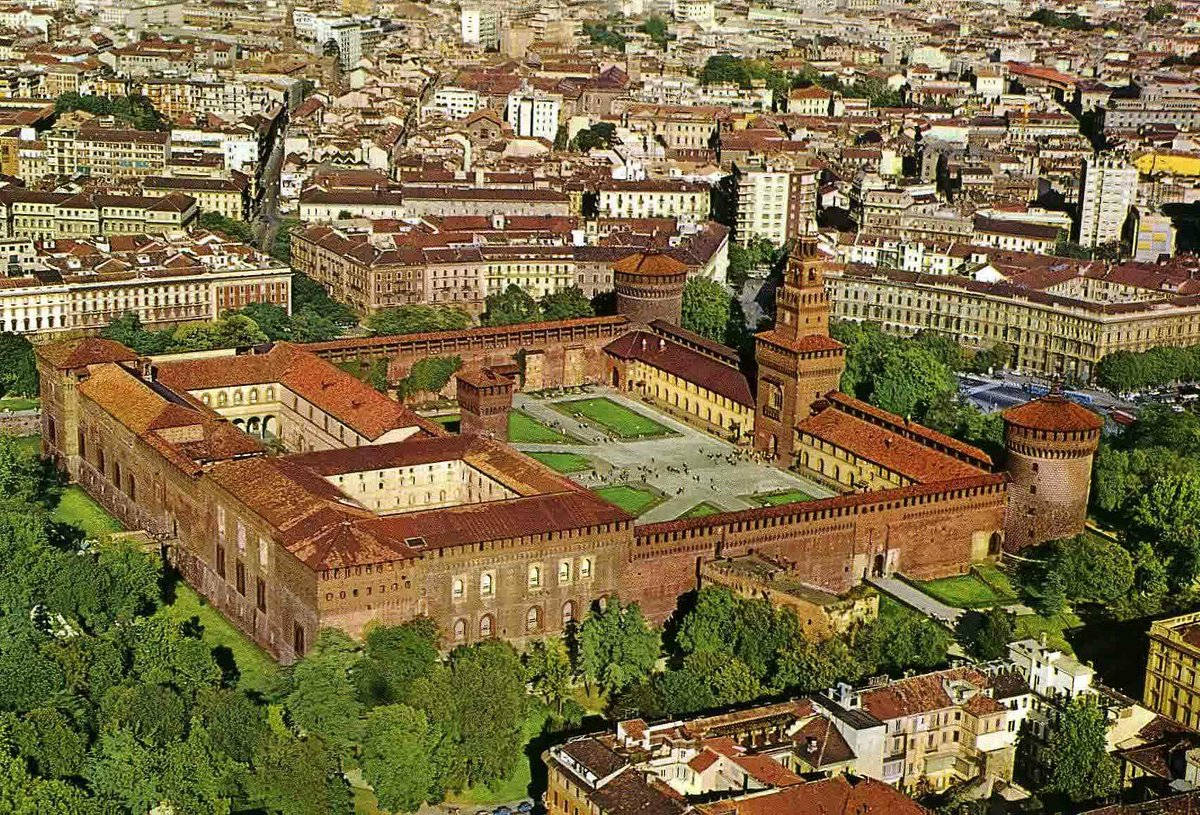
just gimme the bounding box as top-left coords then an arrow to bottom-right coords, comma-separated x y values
1045,695 -> 1120,803
365,304 -> 473,336
0,333 -> 37,398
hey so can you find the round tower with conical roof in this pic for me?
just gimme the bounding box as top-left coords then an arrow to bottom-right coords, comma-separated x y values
1002,385 -> 1103,550
612,251 -> 689,326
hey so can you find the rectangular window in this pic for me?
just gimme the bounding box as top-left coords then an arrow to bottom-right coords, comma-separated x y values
256,577 -> 267,612
236,561 -> 246,596
216,545 -> 226,578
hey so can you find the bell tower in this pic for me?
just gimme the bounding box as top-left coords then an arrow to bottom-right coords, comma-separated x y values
753,238 -> 845,463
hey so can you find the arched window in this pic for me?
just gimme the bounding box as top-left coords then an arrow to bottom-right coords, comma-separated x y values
265,386 -> 275,401
453,618 -> 467,642
528,565 -> 541,588
202,393 -> 211,406
480,572 -> 494,597
558,561 -> 571,584
218,392 -> 228,407
579,558 -> 592,579
452,578 -> 464,600
562,600 -> 575,627
479,614 -> 494,638
526,606 -> 541,633
249,388 -> 259,404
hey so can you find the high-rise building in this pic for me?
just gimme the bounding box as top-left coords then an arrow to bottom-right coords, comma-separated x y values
735,165 -> 818,246
460,2 -> 500,48
1077,153 -> 1137,248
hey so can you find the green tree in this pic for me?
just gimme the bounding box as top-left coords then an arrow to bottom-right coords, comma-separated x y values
237,302 -> 292,341
169,314 -> 267,352
1134,471 -> 1200,589
0,434 -> 61,510
360,704 -> 440,813
523,638 -> 573,714
445,640 -> 528,788
199,211 -> 255,243
1037,570 -> 1067,616
366,304 -> 473,336
247,732 -> 353,815
54,92 -> 165,130
651,669 -> 714,715
870,344 -> 956,418
540,287 -> 595,321
13,708 -> 86,779
1045,535 -> 1133,603
966,607 -> 1015,660
398,356 -> 463,397
99,312 -> 173,355
285,629 -> 364,755
576,599 -> 660,695
0,334 -> 37,398
1045,695 -> 1119,803
681,278 -> 732,344
288,308 -> 342,342
292,272 -> 357,325
637,15 -> 671,48
356,619 -> 440,708
483,284 -> 541,326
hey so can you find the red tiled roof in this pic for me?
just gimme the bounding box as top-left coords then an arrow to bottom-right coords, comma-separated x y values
612,251 -> 690,278
36,337 -> 137,370
605,331 -> 753,408
1002,394 -> 1103,433
697,776 -> 928,815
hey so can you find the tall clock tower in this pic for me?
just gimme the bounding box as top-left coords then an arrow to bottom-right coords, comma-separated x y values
753,238 -> 846,463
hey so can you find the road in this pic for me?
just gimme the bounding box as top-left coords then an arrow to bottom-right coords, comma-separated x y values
253,116 -> 288,254
958,371 -> 1136,416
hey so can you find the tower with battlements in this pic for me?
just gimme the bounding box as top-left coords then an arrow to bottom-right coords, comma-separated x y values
753,239 -> 846,463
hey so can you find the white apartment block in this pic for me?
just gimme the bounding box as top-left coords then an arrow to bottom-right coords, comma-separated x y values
506,85 -> 562,142
596,180 -> 710,221
430,86 -> 485,120
460,3 -> 501,48
1078,153 -> 1137,248
672,0 -> 714,23
735,166 -> 818,246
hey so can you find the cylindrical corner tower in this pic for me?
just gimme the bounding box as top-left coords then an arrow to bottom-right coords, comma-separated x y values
1002,390 -> 1102,550
612,251 -> 688,327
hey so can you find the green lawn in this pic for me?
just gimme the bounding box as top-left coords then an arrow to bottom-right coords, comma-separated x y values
165,581 -> 281,694
0,396 -> 38,412
553,397 -> 672,439
446,706 -> 549,805
1013,610 -> 1083,656
746,489 -> 815,507
678,502 -> 724,519
529,451 -> 593,474
52,486 -> 124,539
508,411 -> 578,444
593,484 -> 663,515
12,434 -> 40,456
916,570 -> 1017,609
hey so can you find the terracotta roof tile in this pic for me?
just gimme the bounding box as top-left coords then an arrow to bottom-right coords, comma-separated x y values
1002,394 -> 1103,433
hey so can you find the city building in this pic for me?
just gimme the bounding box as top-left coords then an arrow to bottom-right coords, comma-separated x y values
672,0 -> 715,24
0,188 -> 197,240
596,180 -> 711,222
1145,612 -> 1200,731
1078,154 -> 1137,249
734,164 -> 818,246
505,84 -> 562,142
0,231 -> 289,336
40,114 -> 170,181
461,3 -> 501,48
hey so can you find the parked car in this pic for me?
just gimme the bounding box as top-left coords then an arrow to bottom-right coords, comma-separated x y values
494,806 -> 514,815
517,802 -> 534,813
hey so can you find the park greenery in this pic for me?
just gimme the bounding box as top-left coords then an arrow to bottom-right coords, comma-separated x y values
698,57 -> 902,109
681,277 -> 751,353
1090,405 -> 1200,611
1095,342 -> 1200,393
0,333 -> 38,399
199,211 -> 255,244
728,236 -> 787,288
396,355 -> 463,398
1044,696 -> 1120,803
570,122 -> 618,153
483,284 -> 595,327
53,92 -> 166,131
831,320 -> 1007,458
365,304 -> 473,336
1027,7 -> 1094,30
583,19 -> 626,50
637,15 -> 672,49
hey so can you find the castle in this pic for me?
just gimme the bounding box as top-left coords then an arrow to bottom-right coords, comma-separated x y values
35,245 -> 1098,661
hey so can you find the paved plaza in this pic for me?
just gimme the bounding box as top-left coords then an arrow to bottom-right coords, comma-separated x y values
511,388 -> 832,523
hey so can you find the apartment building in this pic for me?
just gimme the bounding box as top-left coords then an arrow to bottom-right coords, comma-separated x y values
1078,154 -> 1137,248
506,84 -> 562,142
0,232 -> 289,336
826,260 -> 1200,380
429,86 -> 484,120
1145,612 -> 1200,731
460,2 -> 501,47
672,0 -> 714,24
596,180 -> 710,221
41,115 -> 170,181
0,189 -> 197,240
299,186 -> 571,221
141,175 -> 249,221
734,164 -> 818,246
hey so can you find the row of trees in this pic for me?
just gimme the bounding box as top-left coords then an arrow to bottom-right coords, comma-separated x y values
1095,342 -> 1200,393
363,287 -> 596,338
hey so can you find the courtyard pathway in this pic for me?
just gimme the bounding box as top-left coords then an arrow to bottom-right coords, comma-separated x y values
511,388 -> 832,523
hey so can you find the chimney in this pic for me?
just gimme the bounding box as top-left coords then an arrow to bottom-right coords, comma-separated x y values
805,736 -> 818,754
658,338 -> 665,351
138,359 -> 155,382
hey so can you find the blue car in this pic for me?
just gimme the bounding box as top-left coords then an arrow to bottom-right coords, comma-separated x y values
517,802 -> 534,814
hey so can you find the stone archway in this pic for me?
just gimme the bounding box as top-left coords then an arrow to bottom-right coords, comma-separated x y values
247,416 -> 262,437
262,415 -> 278,440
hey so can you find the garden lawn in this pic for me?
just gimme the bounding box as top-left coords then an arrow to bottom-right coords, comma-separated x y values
746,489 -> 814,506
165,581 -> 281,694
0,397 -> 38,412
678,502 -> 724,519
529,451 -> 593,473
553,397 -> 672,439
52,486 -> 124,539
1013,610 -> 1083,656
446,706 -> 550,805
915,570 -> 1017,609
508,411 -> 578,444
593,484 -> 662,515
